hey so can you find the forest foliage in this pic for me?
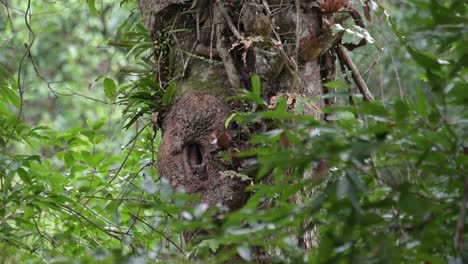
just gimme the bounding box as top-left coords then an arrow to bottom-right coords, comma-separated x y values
0,0 -> 466,263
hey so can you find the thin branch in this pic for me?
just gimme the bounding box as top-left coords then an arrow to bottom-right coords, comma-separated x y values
336,49 -> 356,107
214,3 -> 241,89
214,0 -> 242,39
127,211 -> 183,253
261,0 -> 271,14
82,195 -> 147,203
32,216 -> 54,244
109,123 -> 150,184
336,44 -> 374,102
368,156 -> 386,188
19,1 -> 66,99
64,87 -> 111,104
209,6 -> 215,60
3,0 -> 31,147
0,0 -> 13,30
126,192 -> 144,234
61,205 -> 122,240
388,46 -> 403,99
262,0 -> 298,76
294,0 -> 301,63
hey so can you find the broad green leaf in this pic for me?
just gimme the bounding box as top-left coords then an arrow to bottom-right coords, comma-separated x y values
399,191 -> 433,219
16,167 -> 31,184
103,77 -> 117,102
407,47 -> 440,71
0,82 -> 20,109
87,0 -> 99,17
198,239 -> 220,253
358,102 -> 389,117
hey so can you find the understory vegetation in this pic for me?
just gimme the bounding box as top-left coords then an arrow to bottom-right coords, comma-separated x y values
0,0 -> 466,263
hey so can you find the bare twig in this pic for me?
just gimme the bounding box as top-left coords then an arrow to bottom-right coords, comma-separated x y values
261,0 -> 271,14
32,216 -> 55,244
261,0 -> 298,78
336,44 -> 374,102
191,0 -> 201,41
214,3 -> 241,89
388,47 -> 403,99
109,123 -> 150,184
369,156 -> 385,187
128,211 -> 183,252
64,88 -> 111,104
294,0 -> 301,63
455,178 -> 468,251
61,205 -> 122,240
4,0 -> 31,147
214,0 -> 242,39
0,0 -> 13,30
126,192 -> 144,234
336,50 -> 356,106
19,1 -> 63,99
209,7 -> 215,60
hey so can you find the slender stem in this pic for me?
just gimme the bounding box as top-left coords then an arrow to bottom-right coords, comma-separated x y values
214,3 -> 241,89
214,0 -> 242,39
336,44 -> 374,102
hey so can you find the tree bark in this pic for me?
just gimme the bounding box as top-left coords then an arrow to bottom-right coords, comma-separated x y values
137,0 -> 336,257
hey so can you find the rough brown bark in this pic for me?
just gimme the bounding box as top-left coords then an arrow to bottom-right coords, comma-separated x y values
137,0 -> 335,257
157,91 -> 248,210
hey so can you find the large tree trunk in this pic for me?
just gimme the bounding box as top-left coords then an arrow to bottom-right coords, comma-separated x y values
137,0 -> 342,257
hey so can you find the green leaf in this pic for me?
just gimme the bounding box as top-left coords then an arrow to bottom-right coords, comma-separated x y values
123,111 -> 144,130
0,82 -> 20,109
322,92 -> 351,99
64,152 -> 75,167
87,0 -> 99,17
407,47 -> 440,71
358,102 -> 389,117
323,81 -> 351,89
416,87 -> 428,118
251,74 -> 261,97
198,239 -> 220,253
103,77 -> 117,102
398,191 -> 433,219
17,167 -> 31,184
225,113 -> 237,129
163,82 -> 177,106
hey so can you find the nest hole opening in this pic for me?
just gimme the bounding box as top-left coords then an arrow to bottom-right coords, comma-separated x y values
186,143 -> 203,168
